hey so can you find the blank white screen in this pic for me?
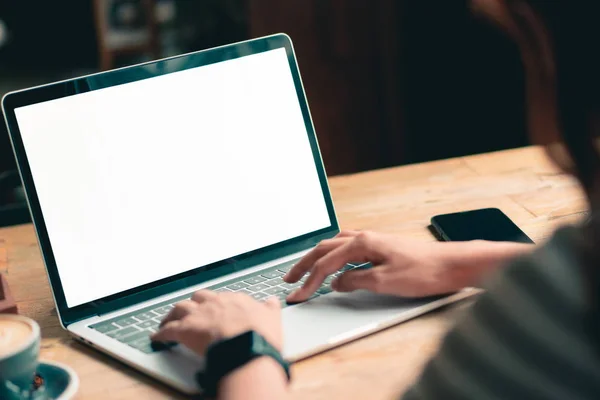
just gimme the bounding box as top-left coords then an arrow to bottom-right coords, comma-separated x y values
15,48 -> 331,307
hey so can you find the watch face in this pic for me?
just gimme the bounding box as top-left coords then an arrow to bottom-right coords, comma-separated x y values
210,330 -> 254,366
234,330 -> 255,360
249,331 -> 269,355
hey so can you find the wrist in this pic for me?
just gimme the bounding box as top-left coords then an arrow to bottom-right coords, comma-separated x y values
219,356 -> 289,398
198,330 -> 290,398
442,240 -> 532,287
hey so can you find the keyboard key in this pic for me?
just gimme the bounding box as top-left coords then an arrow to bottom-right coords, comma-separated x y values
324,276 -> 334,284
264,286 -> 286,295
265,277 -> 285,287
153,306 -> 172,316
128,338 -> 154,354
279,289 -> 294,301
281,282 -> 303,290
114,317 -> 138,327
237,289 -> 252,295
317,286 -> 333,295
110,326 -> 139,339
260,270 -> 284,279
274,292 -> 289,300
250,292 -> 268,301
277,265 -> 294,273
244,276 -> 267,285
134,312 -> 157,321
118,330 -> 152,344
247,283 -> 270,292
226,282 -> 249,291
138,320 -> 159,329
214,288 -> 232,293
93,322 -> 119,334
106,331 -> 120,339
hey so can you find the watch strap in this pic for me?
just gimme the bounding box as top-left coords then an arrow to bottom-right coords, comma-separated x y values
196,330 -> 290,397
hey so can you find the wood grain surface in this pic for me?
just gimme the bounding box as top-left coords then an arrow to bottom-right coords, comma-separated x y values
0,146 -> 587,399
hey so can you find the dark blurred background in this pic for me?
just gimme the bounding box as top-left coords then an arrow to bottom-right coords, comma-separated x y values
0,0 -> 528,226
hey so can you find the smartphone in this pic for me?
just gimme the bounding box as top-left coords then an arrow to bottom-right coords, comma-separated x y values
430,208 -> 534,243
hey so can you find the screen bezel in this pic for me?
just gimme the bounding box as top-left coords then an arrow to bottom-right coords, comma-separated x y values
2,34 -> 339,326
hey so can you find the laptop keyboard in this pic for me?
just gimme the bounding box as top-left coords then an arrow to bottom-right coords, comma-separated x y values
89,259 -> 370,354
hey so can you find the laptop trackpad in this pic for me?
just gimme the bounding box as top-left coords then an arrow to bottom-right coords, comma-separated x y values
282,290 -> 447,360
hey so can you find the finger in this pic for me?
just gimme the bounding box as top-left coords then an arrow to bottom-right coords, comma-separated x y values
152,320 -> 183,343
336,230 -> 360,238
159,300 -> 199,327
317,233 -> 377,270
286,240 -> 359,302
265,296 -> 281,309
219,290 -> 252,302
153,316 -> 215,354
191,290 -> 218,304
284,237 -> 350,282
332,267 -> 384,293
287,234 -> 377,302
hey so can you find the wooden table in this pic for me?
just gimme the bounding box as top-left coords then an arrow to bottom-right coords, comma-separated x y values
0,146 -> 588,399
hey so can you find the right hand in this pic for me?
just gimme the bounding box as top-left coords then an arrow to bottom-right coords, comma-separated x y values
152,290 -> 283,355
283,231 -> 484,302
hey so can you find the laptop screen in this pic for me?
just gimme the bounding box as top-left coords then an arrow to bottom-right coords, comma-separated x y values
13,47 -> 332,308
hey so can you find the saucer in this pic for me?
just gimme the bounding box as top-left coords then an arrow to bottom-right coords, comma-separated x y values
28,359 -> 79,400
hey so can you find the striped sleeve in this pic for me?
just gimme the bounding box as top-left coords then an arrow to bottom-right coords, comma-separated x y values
402,227 -> 600,400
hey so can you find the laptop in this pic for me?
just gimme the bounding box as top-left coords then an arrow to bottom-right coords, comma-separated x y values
2,34 -> 476,394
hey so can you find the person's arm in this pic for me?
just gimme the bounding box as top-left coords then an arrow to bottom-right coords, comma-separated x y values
219,357 -> 289,400
402,229 -> 582,399
284,231 -> 534,302
438,240 -> 532,288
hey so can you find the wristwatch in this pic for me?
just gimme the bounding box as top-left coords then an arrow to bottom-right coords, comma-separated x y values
196,330 -> 291,397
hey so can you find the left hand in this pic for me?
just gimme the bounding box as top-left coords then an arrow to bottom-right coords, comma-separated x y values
283,230 -> 492,302
151,291 -> 283,355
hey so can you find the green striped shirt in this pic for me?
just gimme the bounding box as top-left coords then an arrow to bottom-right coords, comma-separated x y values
403,227 -> 600,399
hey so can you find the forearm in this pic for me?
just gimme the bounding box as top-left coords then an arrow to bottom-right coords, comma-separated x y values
218,356 -> 289,400
443,240 -> 533,287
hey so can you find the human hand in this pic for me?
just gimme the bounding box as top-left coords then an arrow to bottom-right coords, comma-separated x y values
284,230 -> 496,302
151,291 -> 283,354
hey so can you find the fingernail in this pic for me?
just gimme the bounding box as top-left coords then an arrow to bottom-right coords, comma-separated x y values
287,290 -> 299,301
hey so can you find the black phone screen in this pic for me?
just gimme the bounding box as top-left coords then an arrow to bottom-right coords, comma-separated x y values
431,208 -> 534,243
